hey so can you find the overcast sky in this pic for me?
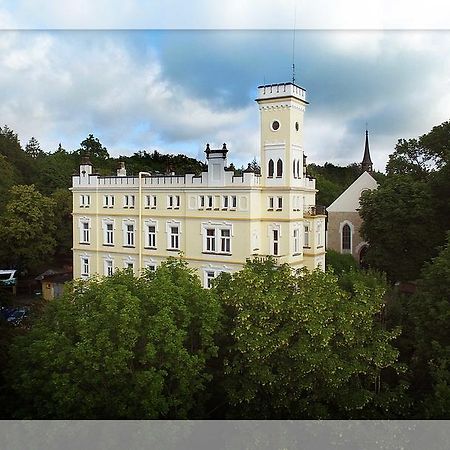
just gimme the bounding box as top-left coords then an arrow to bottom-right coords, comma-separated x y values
1,2 -> 450,171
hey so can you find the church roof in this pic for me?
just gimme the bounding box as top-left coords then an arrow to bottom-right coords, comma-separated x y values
362,130 -> 373,172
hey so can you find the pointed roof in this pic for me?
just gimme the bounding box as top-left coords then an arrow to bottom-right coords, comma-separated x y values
362,129 -> 373,173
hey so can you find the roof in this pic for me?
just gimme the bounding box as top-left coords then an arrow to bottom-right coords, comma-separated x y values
327,171 -> 378,213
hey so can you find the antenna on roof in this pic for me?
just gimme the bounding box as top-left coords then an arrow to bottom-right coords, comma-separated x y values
292,0 -> 297,84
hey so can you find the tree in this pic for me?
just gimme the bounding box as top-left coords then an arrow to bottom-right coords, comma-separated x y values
50,188 -> 73,262
0,185 -> 56,272
0,155 -> 18,212
24,137 -> 42,158
78,134 -> 109,160
325,249 -> 358,275
213,258 -> 403,419
6,259 -> 220,419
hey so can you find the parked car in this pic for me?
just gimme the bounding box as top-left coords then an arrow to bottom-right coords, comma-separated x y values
0,306 -> 28,326
0,270 -> 17,287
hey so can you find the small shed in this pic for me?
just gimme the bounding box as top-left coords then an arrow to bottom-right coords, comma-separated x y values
39,272 -> 72,300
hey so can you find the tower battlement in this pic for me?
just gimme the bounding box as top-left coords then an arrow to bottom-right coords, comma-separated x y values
256,82 -> 307,103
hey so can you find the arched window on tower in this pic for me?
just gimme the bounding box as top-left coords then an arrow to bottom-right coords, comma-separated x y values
342,224 -> 351,251
268,159 -> 274,177
276,159 -> 283,178
293,159 -> 296,178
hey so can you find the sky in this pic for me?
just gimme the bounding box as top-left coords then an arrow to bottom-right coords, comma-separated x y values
1,1 -> 450,171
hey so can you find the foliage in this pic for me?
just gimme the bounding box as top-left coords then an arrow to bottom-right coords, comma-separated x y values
6,259 -> 220,419
326,249 -> 358,275
51,188 -> 73,262
0,185 -> 57,272
0,155 -> 18,213
25,137 -> 43,158
213,258 -> 403,419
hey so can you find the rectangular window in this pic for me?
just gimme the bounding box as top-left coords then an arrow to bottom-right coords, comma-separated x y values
167,195 -> 174,209
146,195 -> 157,209
105,260 -> 114,277
231,195 -> 237,209
126,262 -> 134,270
145,195 -> 151,208
304,224 -> 310,248
273,229 -> 279,256
206,228 -> 216,252
317,224 -> 322,247
169,226 -> 179,250
124,195 -> 135,208
175,195 -> 180,209
205,271 -> 215,289
147,225 -> 156,248
206,195 -> 213,209
293,228 -> 300,254
220,229 -> 231,253
81,257 -> 89,277
105,223 -> 114,245
277,196 -> 283,210
80,221 -> 90,244
222,195 -> 229,209
125,224 -> 135,247
80,194 -> 90,208
268,196 -> 274,210
199,195 -> 205,209
103,195 -> 114,208
145,263 -> 156,271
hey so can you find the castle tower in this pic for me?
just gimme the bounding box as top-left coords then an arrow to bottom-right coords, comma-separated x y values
256,82 -> 309,187
361,129 -> 373,173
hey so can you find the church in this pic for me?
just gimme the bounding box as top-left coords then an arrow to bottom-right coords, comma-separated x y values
71,81 -> 326,287
326,131 -> 378,264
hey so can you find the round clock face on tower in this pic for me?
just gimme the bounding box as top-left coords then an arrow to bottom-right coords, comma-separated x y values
271,120 -> 280,131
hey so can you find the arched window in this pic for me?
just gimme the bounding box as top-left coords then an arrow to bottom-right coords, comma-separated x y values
276,159 -> 283,177
268,159 -> 274,177
342,224 -> 351,251
293,159 -> 296,178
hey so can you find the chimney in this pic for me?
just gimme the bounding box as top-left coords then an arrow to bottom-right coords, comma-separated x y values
117,161 -> 127,177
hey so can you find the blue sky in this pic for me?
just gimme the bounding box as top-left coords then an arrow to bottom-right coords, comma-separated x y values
1,2 -> 449,171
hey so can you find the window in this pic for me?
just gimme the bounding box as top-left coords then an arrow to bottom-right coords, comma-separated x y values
222,195 -> 229,209
293,228 -> 300,254
317,223 -> 323,247
145,262 -> 157,271
80,220 -> 90,244
277,196 -> 283,210
205,228 -> 216,252
202,223 -> 232,255
268,197 -> 274,210
293,160 -> 297,178
167,195 -> 173,209
126,262 -> 134,270
342,224 -> 351,251
199,195 -> 205,209
205,270 -> 216,289
167,195 -> 180,209
175,195 -> 180,209
104,259 -> 114,277
293,196 -> 301,211
268,159 -> 274,177
103,195 -> 114,208
80,194 -> 90,208
273,229 -> 279,256
145,195 -> 157,209
304,223 -> 310,248
124,195 -> 135,208
297,160 -> 301,178
104,222 -> 114,245
81,257 -> 90,278
231,195 -> 237,209
221,229 -> 231,253
124,223 -> 135,247
276,159 -> 283,177
147,225 -> 156,248
169,226 -> 180,250
206,195 -> 213,209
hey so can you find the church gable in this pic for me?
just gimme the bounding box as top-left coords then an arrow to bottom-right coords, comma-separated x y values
327,171 -> 378,213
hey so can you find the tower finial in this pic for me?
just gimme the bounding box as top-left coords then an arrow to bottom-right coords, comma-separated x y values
292,0 -> 297,84
362,127 -> 373,173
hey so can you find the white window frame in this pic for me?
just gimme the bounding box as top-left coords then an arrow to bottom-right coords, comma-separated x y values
340,221 -> 354,253
203,265 -> 230,289
102,218 -> 115,246
304,222 -> 310,248
80,194 -> 90,208
166,220 -> 181,251
104,258 -> 114,277
103,195 -> 114,208
79,218 -> 91,244
123,194 -> 135,209
80,255 -> 90,278
293,226 -> 301,255
317,223 -> 323,248
144,194 -> 157,209
268,223 -> 281,256
268,196 -> 274,210
206,195 -> 213,210
122,219 -> 136,247
198,195 -> 205,210
144,259 -> 157,272
222,195 -> 229,209
230,195 -> 237,210
123,256 -> 136,271
144,219 -> 158,249
167,195 -> 174,209
175,195 -> 180,209
202,222 -> 233,255
277,196 -> 283,211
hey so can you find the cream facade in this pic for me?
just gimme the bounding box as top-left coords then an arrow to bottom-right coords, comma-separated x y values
72,82 -> 326,287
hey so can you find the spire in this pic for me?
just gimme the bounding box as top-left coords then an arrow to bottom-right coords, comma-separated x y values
362,129 -> 373,173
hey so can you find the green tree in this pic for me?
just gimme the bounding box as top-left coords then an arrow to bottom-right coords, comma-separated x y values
0,185 -> 56,272
50,188 -> 73,262
213,258 -> 403,419
0,155 -> 18,212
6,259 -> 220,419
78,134 -> 109,160
24,136 -> 43,158
325,249 -> 358,275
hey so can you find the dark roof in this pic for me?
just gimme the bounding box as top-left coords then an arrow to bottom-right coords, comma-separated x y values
41,272 -> 72,284
362,130 -> 373,165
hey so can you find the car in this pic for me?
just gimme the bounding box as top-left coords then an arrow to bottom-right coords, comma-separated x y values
0,270 -> 17,287
0,306 -> 28,326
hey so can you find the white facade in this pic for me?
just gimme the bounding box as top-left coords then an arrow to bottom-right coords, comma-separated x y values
72,82 -> 326,287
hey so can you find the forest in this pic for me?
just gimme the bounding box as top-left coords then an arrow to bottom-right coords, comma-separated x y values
0,120 -> 449,418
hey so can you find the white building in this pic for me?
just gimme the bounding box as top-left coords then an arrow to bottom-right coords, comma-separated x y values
72,81 -> 326,287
